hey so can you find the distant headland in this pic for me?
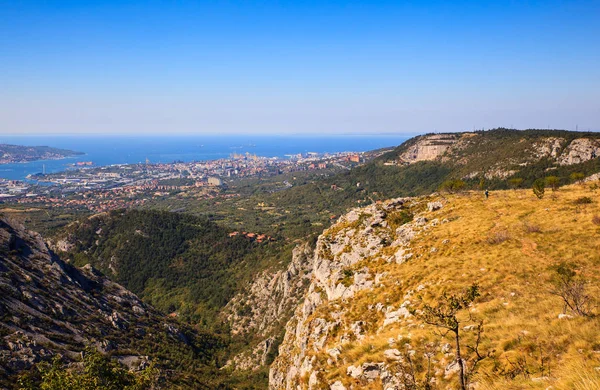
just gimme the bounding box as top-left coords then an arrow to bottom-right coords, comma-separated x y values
0,144 -> 84,164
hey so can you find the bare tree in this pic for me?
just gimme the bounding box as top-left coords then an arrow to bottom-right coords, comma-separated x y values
550,262 -> 595,317
416,284 -> 481,390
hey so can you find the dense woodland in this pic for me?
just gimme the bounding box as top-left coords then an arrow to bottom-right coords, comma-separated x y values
62,210 -> 288,327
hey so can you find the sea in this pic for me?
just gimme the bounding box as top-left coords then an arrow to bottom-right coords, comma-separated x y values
0,134 -> 410,181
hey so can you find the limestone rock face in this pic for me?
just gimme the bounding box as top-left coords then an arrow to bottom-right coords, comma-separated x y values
398,134 -> 460,163
224,241 -> 314,370
387,132 -> 600,182
532,137 -> 565,159
269,196 -> 440,389
557,138 -> 600,165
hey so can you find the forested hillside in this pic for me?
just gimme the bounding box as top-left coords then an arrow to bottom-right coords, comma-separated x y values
55,210 -> 292,328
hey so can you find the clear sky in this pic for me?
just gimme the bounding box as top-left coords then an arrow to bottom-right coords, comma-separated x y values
1,0 -> 599,135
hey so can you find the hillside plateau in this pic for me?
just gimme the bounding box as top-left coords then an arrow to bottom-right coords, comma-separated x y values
380,129 -> 600,184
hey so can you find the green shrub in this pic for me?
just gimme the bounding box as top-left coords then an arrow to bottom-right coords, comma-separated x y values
439,179 -> 466,193
545,176 -> 560,191
570,172 -> 585,183
18,348 -> 158,390
533,179 -> 545,199
573,196 -> 593,205
507,178 -> 523,189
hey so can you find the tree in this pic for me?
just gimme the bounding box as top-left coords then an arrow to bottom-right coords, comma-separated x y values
550,262 -> 595,318
439,179 -> 466,194
507,178 -> 523,189
569,172 -> 585,183
532,179 -> 545,199
478,178 -> 486,191
18,348 -> 159,390
415,284 -> 487,390
545,176 -> 560,191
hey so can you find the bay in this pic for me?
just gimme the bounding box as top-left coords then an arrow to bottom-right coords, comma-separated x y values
0,134 -> 409,181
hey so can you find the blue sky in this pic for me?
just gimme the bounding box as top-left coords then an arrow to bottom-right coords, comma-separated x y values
1,0 -> 599,135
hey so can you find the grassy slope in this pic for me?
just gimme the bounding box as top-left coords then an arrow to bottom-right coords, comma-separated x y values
311,182 -> 600,389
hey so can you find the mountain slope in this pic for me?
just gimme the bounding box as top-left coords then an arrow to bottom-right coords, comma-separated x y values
270,180 -> 600,389
52,208 -> 296,387
0,217 -> 227,389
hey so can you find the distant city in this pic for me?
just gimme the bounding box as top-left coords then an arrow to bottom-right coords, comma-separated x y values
0,149 -> 384,213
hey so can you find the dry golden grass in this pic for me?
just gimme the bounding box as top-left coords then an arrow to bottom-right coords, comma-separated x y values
312,182 -> 600,389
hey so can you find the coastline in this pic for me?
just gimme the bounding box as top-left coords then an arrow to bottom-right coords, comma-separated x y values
0,154 -> 84,165
0,135 -> 409,182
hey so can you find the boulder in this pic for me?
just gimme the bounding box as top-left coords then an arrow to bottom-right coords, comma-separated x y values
346,365 -> 363,378
383,349 -> 403,361
427,201 -> 443,212
362,362 -> 384,380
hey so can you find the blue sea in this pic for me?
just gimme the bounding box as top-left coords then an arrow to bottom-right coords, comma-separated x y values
0,135 -> 409,181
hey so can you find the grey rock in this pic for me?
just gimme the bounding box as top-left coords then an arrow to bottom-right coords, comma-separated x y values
362,362 -> 384,380
427,201 -> 443,212
383,349 -> 403,361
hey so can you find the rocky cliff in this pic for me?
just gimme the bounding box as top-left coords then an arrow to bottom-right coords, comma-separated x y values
224,242 -> 314,370
269,196 -> 432,389
556,138 -> 600,165
269,180 -> 600,389
397,134 -> 463,164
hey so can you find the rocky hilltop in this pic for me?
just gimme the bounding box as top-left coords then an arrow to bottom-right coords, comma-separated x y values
0,217 -> 221,388
396,133 -> 464,164
386,129 -> 600,180
270,180 -> 600,389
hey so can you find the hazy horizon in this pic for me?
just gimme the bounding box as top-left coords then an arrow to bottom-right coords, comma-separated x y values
1,128 -> 599,138
2,1 -> 599,135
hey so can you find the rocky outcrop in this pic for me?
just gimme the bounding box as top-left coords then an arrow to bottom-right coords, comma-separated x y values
226,242 -> 314,338
224,242 -> 314,370
398,134 -> 461,163
269,196 -> 443,389
557,138 -> 600,165
0,217 -> 193,385
388,132 -> 600,182
532,137 -> 565,159
583,172 -> 600,182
